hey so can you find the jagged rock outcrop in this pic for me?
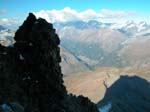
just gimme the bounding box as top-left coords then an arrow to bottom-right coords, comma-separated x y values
0,13 -> 98,112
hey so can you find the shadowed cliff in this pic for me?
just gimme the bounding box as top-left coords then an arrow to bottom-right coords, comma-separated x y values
98,75 -> 150,112
0,13 -> 98,112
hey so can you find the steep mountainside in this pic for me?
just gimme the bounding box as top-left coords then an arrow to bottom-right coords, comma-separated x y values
0,13 -> 98,112
0,27 -> 91,76
55,20 -> 150,69
60,46 -> 91,76
64,67 -> 150,111
1,20 -> 150,75
120,36 -> 150,67
98,76 -> 150,112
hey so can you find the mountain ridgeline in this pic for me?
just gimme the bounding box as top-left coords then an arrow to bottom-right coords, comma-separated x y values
0,13 -> 98,112
1,19 -> 150,75
56,20 -> 150,72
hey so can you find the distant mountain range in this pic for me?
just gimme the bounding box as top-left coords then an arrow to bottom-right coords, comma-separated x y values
55,20 -> 150,74
60,46 -> 92,76
0,20 -> 150,75
0,25 -> 6,31
0,26 -> 15,46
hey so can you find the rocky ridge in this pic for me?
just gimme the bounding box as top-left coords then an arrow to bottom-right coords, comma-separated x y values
0,13 -> 98,112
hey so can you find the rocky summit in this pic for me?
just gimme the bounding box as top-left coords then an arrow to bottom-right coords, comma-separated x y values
0,13 -> 98,112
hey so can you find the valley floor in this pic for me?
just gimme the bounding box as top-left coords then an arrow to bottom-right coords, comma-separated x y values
63,66 -> 150,103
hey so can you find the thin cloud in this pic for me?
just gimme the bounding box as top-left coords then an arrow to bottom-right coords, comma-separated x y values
0,17 -> 20,29
100,9 -> 129,18
34,7 -> 136,23
0,9 -> 7,14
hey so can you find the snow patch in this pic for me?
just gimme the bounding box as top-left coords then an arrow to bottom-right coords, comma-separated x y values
98,102 -> 112,112
19,54 -> 24,60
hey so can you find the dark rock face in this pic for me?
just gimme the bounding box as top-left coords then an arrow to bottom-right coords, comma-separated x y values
98,76 -> 150,112
0,13 -> 98,112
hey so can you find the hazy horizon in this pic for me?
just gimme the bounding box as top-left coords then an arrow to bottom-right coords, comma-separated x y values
1,0 -> 150,29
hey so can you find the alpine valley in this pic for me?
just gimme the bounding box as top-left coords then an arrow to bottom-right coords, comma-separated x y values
1,20 -> 150,110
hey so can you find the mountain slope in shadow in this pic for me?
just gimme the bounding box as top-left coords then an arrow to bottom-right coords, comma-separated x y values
98,75 -> 150,112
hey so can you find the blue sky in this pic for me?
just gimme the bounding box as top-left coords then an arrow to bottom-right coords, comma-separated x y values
0,0 -> 150,28
1,0 -> 150,15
